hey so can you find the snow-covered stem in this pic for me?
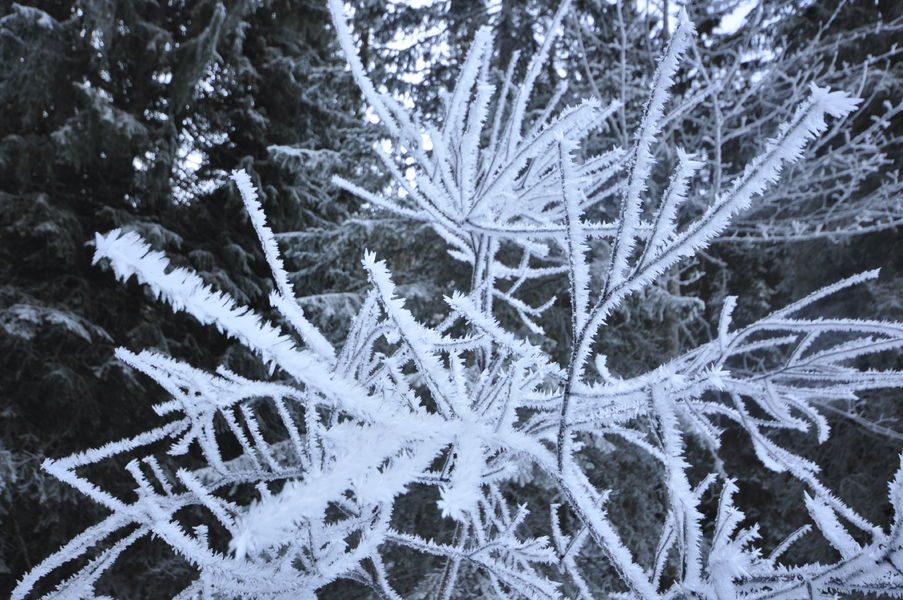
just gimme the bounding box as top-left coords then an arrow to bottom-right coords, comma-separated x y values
603,9 -> 695,296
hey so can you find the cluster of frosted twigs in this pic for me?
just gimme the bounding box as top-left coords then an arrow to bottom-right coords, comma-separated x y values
14,1 -> 903,599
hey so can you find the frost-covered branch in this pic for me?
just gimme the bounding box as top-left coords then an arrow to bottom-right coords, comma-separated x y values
14,3 -> 903,599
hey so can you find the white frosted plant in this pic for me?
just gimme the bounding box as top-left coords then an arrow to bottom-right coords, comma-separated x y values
14,1 -> 903,598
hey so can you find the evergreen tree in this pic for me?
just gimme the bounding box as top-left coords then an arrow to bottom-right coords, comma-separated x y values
0,1 -> 375,595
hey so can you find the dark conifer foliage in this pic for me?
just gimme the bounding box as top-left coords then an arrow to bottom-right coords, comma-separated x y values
0,1 -> 373,595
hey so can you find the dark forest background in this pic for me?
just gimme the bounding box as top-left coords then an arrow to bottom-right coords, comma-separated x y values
1,0 -> 900,597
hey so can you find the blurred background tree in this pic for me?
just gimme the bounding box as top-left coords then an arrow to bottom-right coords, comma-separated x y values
0,0 -> 378,595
